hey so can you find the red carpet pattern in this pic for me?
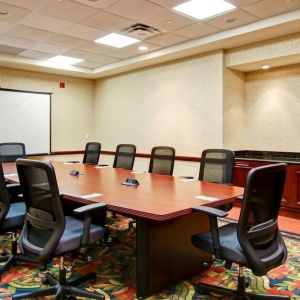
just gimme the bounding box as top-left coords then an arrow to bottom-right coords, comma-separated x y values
0,215 -> 299,299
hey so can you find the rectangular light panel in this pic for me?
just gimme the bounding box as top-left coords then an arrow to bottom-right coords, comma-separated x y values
173,0 -> 236,20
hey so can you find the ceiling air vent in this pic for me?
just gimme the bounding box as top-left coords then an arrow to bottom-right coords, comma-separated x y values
122,23 -> 160,40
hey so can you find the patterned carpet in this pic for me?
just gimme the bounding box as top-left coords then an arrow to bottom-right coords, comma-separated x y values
0,215 -> 299,299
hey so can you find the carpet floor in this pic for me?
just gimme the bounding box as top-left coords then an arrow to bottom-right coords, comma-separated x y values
0,215 -> 299,299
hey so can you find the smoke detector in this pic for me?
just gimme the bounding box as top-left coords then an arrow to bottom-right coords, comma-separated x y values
122,23 -> 160,40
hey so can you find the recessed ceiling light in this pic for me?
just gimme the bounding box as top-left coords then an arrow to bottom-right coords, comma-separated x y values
0,9 -> 9,16
262,65 -> 270,70
139,45 -> 148,51
172,0 -> 236,21
94,33 -> 140,48
166,20 -> 173,24
47,55 -> 83,65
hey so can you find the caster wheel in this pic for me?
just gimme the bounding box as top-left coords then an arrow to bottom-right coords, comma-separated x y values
42,277 -> 49,285
89,274 -> 97,284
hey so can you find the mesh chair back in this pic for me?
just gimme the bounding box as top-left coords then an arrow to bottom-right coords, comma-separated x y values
0,163 -> 10,227
16,159 -> 65,264
83,142 -> 101,165
0,143 -> 26,163
113,144 -> 136,170
198,149 -> 235,184
149,146 -> 175,175
237,163 -> 287,276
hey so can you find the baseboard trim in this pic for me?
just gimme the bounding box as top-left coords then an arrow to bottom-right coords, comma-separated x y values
51,150 -> 201,162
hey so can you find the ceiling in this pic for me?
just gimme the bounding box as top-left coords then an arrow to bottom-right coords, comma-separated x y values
0,0 -> 300,78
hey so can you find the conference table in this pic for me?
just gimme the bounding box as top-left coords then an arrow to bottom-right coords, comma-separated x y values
3,161 -> 244,298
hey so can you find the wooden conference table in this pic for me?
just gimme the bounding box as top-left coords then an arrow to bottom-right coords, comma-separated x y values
3,161 -> 244,299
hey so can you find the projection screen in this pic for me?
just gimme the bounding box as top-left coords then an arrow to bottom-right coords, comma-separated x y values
0,88 -> 51,155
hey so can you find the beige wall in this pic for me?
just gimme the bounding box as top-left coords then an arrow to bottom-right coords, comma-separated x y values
94,51 -> 224,156
225,32 -> 300,71
223,68 -> 246,150
0,67 -> 94,152
243,64 -> 300,152
2,34 -> 300,156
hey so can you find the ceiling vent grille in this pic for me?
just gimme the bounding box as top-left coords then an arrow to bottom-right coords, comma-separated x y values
122,23 -> 160,40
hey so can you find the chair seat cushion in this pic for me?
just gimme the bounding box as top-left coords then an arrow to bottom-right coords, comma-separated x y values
1,202 -> 25,232
191,223 -> 249,266
55,216 -> 105,256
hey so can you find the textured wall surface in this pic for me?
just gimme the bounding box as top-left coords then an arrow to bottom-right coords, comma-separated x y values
226,32 -> 300,68
0,67 -> 94,151
223,68 -> 246,150
244,64 -> 300,151
94,51 -> 224,156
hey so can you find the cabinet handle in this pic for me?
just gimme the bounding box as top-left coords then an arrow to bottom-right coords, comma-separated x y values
235,163 -> 250,167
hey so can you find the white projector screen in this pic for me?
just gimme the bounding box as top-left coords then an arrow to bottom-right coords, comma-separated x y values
0,88 -> 51,155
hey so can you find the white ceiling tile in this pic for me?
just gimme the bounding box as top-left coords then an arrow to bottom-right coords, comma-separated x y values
7,25 -> 53,42
0,35 -> 37,49
71,0 -> 120,9
89,54 -> 120,64
80,10 -> 133,32
62,24 -> 108,41
147,0 -> 185,8
144,9 -> 195,32
226,0 -> 261,6
77,60 -> 105,69
111,41 -> 162,58
78,41 -> 139,59
20,13 -> 73,33
0,44 -> 25,54
78,41 -> 117,55
17,49 -> 53,60
104,0 -> 166,22
204,9 -> 258,30
147,32 -> 187,46
37,0 -> 98,22
242,0 -> 300,18
45,34 -> 87,48
0,0 -> 48,10
31,42 -> 70,54
0,2 -> 31,23
174,22 -> 220,39
0,21 -> 16,34
64,49 -> 98,60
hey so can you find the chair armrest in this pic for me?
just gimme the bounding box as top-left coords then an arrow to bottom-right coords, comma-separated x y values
7,183 -> 23,203
192,206 -> 228,218
193,206 -> 227,259
179,176 -> 194,179
73,202 -> 106,215
73,203 -> 107,251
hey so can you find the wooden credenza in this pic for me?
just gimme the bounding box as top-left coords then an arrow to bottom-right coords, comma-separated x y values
233,158 -> 300,219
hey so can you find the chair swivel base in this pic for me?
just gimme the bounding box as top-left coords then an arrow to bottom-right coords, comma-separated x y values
197,280 -> 290,300
0,238 -> 18,280
12,268 -> 104,300
0,254 -> 16,280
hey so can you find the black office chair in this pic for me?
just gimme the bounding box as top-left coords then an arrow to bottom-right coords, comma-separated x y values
82,142 -> 101,165
0,143 -> 26,163
127,146 -> 176,229
0,163 -> 26,279
191,163 -> 289,300
148,146 -> 175,175
13,159 -> 106,299
198,149 -> 235,183
199,149 -> 235,211
113,144 -> 136,170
